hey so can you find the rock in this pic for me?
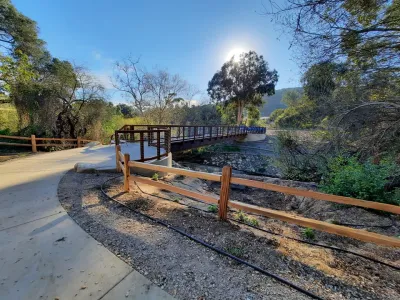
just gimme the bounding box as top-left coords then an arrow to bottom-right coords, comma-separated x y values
74,163 -> 97,173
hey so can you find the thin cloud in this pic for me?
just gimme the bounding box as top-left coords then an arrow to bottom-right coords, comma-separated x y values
92,51 -> 102,60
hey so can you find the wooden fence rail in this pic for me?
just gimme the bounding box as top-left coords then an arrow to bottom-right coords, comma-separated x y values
0,134 -> 93,152
116,155 -> 400,248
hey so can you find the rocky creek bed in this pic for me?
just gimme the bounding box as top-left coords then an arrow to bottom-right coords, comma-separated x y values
58,170 -> 400,300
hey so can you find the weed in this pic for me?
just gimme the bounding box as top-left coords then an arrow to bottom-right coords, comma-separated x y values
225,247 -> 244,257
171,196 -> 181,203
208,204 -> 218,213
151,192 -> 159,196
234,210 -> 259,227
235,210 -> 247,222
248,218 -> 259,227
302,227 -> 315,240
151,173 -> 159,181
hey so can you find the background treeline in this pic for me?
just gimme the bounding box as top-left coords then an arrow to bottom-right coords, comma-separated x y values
2,0 -> 265,144
265,0 -> 400,204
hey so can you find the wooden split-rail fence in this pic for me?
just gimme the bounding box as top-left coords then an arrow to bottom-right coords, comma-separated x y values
0,134 -> 93,152
115,146 -> 400,248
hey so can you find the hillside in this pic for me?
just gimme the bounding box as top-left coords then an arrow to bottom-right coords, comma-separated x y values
261,87 -> 302,116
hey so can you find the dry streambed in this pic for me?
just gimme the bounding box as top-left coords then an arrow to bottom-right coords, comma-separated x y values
58,171 -> 400,300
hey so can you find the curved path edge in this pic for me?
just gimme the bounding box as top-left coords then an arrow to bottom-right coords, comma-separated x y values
0,147 -> 174,299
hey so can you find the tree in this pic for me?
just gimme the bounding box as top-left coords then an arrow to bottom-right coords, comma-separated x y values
208,51 -> 278,124
12,59 -> 105,138
265,0 -> 400,75
0,0 -> 45,57
112,57 -> 150,115
116,103 -> 136,118
281,89 -> 302,107
146,68 -> 193,124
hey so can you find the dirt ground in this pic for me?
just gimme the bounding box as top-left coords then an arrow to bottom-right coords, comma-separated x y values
0,149 -> 31,162
58,171 -> 400,300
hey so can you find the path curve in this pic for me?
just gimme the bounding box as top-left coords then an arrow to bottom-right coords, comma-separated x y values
0,146 -> 173,299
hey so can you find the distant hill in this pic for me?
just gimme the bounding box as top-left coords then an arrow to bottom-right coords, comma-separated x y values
261,87 -> 303,116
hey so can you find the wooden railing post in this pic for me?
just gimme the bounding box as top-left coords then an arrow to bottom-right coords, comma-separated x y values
219,165 -> 232,220
124,153 -> 130,192
31,135 -> 37,153
156,131 -> 161,160
140,132 -> 144,162
77,137 -> 82,148
116,145 -> 122,172
115,130 -> 119,145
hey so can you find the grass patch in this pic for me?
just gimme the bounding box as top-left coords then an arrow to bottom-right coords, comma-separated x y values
234,210 -> 259,227
225,247 -> 244,257
302,227 -> 315,240
171,196 -> 181,203
151,173 -> 159,181
207,204 -> 218,213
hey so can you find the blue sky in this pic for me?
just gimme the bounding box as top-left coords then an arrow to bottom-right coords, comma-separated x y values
13,0 -> 300,103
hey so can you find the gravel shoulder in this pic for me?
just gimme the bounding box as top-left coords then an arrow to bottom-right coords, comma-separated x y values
58,171 -> 400,300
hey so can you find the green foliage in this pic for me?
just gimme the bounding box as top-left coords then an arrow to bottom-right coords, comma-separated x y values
208,51 -> 278,124
216,102 -> 237,125
171,196 -> 181,203
282,90 -> 302,107
225,247 -> 244,257
302,228 -> 315,240
0,103 -> 18,133
276,131 -> 327,181
151,173 -> 159,181
234,210 -> 259,227
320,156 -> 400,205
116,104 -> 137,118
0,0 -> 45,57
207,204 -> 218,213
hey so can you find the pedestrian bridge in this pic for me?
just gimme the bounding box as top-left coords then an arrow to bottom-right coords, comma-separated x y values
113,124 -> 266,162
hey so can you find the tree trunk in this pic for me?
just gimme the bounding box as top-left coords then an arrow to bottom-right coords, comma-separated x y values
237,101 -> 243,125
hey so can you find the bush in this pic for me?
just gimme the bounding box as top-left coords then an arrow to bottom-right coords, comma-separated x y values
320,156 -> 400,205
302,227 -> 315,240
276,131 -> 327,182
207,204 -> 218,213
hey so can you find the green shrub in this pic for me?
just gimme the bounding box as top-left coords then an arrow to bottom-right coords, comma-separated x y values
276,131 -> 327,182
207,204 -> 218,213
234,210 -> 259,227
302,227 -> 315,240
171,196 -> 181,203
151,173 -> 159,181
320,156 -> 400,205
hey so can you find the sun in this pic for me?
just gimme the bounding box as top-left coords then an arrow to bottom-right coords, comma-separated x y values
226,48 -> 246,62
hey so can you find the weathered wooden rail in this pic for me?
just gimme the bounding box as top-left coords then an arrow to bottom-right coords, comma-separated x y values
114,151 -> 400,248
0,134 -> 93,152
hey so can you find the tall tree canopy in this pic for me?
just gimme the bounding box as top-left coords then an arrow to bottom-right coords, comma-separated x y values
266,0 -> 400,74
208,51 -> 278,124
0,0 -> 44,57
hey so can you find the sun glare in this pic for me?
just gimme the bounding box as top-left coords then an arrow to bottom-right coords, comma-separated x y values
226,48 -> 245,62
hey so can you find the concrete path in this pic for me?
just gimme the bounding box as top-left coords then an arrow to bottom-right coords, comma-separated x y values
0,145 -> 174,300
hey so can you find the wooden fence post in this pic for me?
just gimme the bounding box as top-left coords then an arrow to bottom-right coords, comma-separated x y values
31,135 -> 37,153
124,153 -> 130,192
116,145 -> 121,172
219,165 -> 232,220
77,137 -> 82,148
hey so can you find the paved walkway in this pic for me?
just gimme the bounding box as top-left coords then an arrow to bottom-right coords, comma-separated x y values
0,145 -> 173,299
